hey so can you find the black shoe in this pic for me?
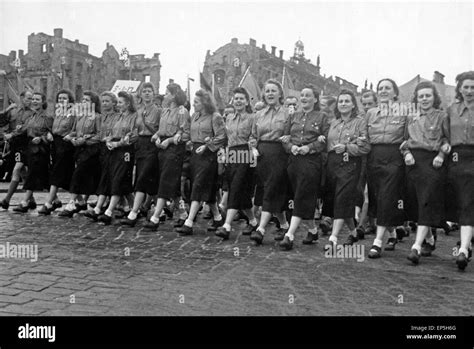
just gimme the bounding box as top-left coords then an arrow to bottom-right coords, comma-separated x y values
83,210 -> 99,222
177,224 -> 193,236
274,228 -> 287,241
319,220 -> 332,236
343,234 -> 358,246
421,240 -> 436,257
27,200 -> 37,210
203,211 -> 213,220
38,205 -> 53,215
114,210 -> 128,219
143,220 -> 160,231
250,229 -> 264,245
58,209 -> 75,217
163,207 -> 173,220
174,219 -> 186,228
302,231 -> 319,245
207,218 -> 223,232
456,252 -> 469,270
52,200 -> 62,211
395,226 -> 407,241
13,203 -> 29,213
97,214 -> 112,225
75,203 -> 87,213
159,215 -> 166,222
456,241 -> 473,259
356,227 -> 365,240
365,225 -> 376,235
407,249 -> 420,265
279,236 -> 293,251
368,245 -> 382,259
215,226 -> 230,240
385,237 -> 397,251
0,199 -> 9,210
242,223 -> 257,236
120,217 -> 137,227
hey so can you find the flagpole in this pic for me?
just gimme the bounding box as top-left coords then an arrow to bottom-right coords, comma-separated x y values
187,74 -> 191,102
238,66 -> 250,87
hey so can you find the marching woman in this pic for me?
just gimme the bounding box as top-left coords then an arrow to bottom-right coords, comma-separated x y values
322,89 -> 370,249
446,71 -> 474,270
83,91 -> 119,220
402,81 -> 449,264
13,92 -> 53,213
120,82 -> 161,226
175,89 -> 226,235
249,79 -> 291,245
97,91 -> 138,225
366,78 -> 407,258
215,87 -> 258,240
278,85 -> 330,250
38,89 -> 76,215
59,91 -> 101,217
142,83 -> 190,230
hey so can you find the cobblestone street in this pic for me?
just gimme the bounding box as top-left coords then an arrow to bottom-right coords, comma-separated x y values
0,188 -> 473,316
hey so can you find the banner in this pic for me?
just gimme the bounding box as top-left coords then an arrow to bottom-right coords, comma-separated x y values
111,80 -> 141,95
239,66 -> 261,106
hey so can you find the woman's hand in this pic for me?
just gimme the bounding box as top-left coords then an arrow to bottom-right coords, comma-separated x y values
32,137 -> 41,145
299,145 -> 310,155
63,134 -> 73,142
173,133 -> 182,145
433,155 -> 444,168
196,145 -> 206,154
75,137 -> 85,146
317,135 -> 326,143
159,138 -> 170,149
106,141 -> 116,150
251,147 -> 259,158
46,133 -> 54,142
291,145 -> 300,156
405,153 -> 415,166
151,133 -> 159,142
356,136 -> 366,147
279,135 -> 291,144
333,144 -> 346,154
4,133 -> 12,141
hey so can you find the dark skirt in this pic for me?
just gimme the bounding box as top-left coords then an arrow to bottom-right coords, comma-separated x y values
446,145 -> 474,225
134,136 -> 159,195
189,143 -> 218,203
96,143 -> 111,196
256,141 -> 289,213
253,171 -> 264,207
405,149 -> 446,226
49,135 -> 75,189
69,144 -> 100,195
322,152 -> 361,219
109,145 -> 135,196
23,140 -> 50,191
287,153 -> 322,219
226,145 -> 255,210
355,155 -> 368,208
10,134 -> 29,164
157,142 -> 186,200
367,144 -> 406,226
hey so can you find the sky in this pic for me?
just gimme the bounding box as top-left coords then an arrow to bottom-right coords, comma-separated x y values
0,0 -> 473,95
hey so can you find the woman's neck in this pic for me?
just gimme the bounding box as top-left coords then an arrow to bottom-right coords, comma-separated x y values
341,113 -> 351,121
464,99 -> 474,110
302,106 -> 312,113
144,100 -> 152,107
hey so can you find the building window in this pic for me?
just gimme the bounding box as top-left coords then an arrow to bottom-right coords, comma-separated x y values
214,69 -> 225,85
145,75 -> 150,83
41,44 -> 46,53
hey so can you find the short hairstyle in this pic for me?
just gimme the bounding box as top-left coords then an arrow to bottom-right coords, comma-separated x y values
56,89 -> 75,104
83,90 -> 101,114
285,95 -> 298,101
411,81 -> 442,110
195,89 -> 216,115
100,91 -> 118,105
118,91 -> 136,113
334,89 -> 359,119
361,90 -> 377,103
454,71 -> 474,102
33,92 -> 47,110
262,79 -> 284,105
140,82 -> 156,95
167,83 -> 187,107
232,86 -> 253,114
377,78 -> 399,101
20,90 -> 32,98
301,84 -> 321,111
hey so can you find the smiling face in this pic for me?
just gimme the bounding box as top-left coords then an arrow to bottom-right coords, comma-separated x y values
378,80 -> 397,103
58,93 -> 69,105
117,96 -> 129,112
300,88 -> 316,111
460,79 -> 474,103
337,94 -> 355,116
31,94 -> 43,110
141,87 -> 154,103
233,93 -> 248,112
264,83 -> 281,106
416,88 -> 435,112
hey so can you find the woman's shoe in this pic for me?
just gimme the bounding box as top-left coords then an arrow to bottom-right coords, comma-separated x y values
0,199 -> 10,210
368,245 -> 382,259
302,231 -> 319,245
97,214 -> 112,225
120,217 -> 137,227
38,205 -> 54,215
13,203 -> 29,213
385,237 -> 397,251
407,249 -> 420,265
279,236 -> 293,251
143,220 -> 159,231
250,229 -> 264,245
456,252 -> 469,270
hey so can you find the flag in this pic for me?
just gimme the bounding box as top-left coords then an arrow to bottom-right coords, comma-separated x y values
200,72 -> 224,110
6,78 -> 21,105
200,72 -> 212,93
238,66 -> 261,106
282,65 -> 299,98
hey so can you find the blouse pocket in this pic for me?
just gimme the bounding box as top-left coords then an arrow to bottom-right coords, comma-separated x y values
425,125 -> 441,140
